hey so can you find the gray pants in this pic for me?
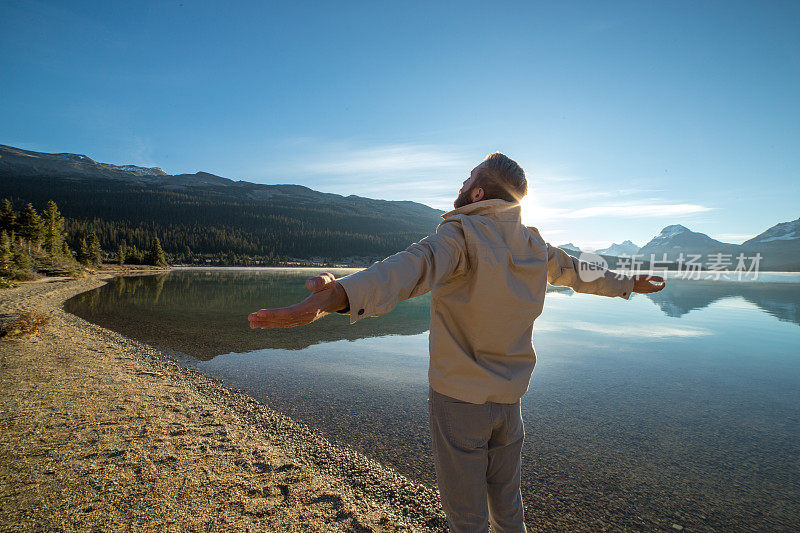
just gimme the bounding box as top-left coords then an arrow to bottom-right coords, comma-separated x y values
428,386 -> 527,533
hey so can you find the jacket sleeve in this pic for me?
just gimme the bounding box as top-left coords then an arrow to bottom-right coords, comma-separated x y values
545,242 -> 635,299
335,219 -> 469,324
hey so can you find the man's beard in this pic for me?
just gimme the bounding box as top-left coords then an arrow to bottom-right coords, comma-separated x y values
453,185 -> 476,209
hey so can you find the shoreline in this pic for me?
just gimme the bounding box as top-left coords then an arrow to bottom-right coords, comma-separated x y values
131,264 -> 800,277
0,273 -> 445,531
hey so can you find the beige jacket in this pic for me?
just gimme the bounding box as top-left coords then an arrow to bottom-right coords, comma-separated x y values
336,198 -> 635,404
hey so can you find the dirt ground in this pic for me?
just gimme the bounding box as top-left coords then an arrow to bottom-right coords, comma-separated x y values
0,272 -> 446,532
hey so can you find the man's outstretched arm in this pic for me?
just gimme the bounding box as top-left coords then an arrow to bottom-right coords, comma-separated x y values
527,226 -> 664,298
545,242 -> 637,298
545,243 -> 665,297
249,220 -> 469,329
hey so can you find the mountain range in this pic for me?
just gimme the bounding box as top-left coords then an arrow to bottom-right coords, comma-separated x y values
561,220 -> 800,271
0,144 -> 440,220
1,144 -> 798,270
594,240 -> 640,257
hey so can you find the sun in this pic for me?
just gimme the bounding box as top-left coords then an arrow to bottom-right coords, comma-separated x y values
518,193 -> 540,228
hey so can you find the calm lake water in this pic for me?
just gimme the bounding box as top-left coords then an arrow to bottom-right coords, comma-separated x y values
64,267 -> 800,531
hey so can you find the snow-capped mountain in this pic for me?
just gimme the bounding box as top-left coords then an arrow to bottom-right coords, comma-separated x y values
647,225 -> 696,247
743,218 -> 800,244
557,242 -> 582,254
551,220 -> 799,271
633,220 -> 800,271
595,239 -> 640,257
638,224 -> 737,257
740,218 -> 800,271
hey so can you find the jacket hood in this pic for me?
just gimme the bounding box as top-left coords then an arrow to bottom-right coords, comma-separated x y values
441,198 -> 521,220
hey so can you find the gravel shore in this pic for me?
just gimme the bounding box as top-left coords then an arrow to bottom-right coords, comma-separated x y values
0,273 -> 447,532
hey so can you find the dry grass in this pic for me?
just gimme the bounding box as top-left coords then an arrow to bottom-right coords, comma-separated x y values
0,309 -> 51,338
10,270 -> 41,282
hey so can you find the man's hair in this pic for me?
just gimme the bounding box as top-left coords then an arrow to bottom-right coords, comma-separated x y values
474,152 -> 527,203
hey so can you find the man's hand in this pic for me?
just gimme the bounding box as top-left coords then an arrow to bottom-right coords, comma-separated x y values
631,274 -> 666,294
248,272 -> 350,329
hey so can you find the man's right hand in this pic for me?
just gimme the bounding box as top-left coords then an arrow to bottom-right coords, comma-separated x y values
248,272 -> 350,329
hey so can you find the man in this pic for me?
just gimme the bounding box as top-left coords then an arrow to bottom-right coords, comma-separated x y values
248,153 -> 665,532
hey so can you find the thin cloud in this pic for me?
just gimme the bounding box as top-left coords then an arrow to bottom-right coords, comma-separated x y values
303,143 -> 470,177
522,173 -> 716,251
533,173 -> 584,183
525,170 -> 714,221
536,190 -> 616,201
275,141 -> 472,209
712,233 -> 757,244
565,203 -> 715,218
522,197 -> 714,222
270,142 -> 717,220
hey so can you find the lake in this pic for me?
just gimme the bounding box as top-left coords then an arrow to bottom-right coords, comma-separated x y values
64,267 -> 800,531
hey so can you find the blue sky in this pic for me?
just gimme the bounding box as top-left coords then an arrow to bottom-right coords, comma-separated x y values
2,1 -> 798,250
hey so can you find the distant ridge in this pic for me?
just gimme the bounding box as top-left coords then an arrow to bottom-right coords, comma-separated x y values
743,218 -> 800,245
0,144 -> 441,218
595,240 -> 639,257
557,242 -> 582,254
553,220 -> 798,272
633,222 -> 800,271
0,144 -> 444,262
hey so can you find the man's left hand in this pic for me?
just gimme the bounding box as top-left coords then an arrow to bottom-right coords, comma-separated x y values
632,274 -> 666,294
248,272 -> 350,329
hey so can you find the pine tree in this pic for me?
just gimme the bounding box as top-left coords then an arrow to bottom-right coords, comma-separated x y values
17,203 -> 43,254
0,199 -> 15,237
87,232 -> 103,266
61,241 -> 72,259
0,231 -> 11,276
117,241 -> 127,265
127,244 -> 140,264
147,236 -> 168,267
10,237 -> 31,272
78,237 -> 90,265
41,200 -> 67,257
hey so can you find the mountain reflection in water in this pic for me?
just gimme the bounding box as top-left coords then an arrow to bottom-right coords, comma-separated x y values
65,268 -> 431,360
64,269 -> 800,362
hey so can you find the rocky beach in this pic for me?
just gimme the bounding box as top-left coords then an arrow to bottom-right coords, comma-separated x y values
0,271 -> 446,532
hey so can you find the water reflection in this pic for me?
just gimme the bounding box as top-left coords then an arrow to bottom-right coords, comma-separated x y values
646,278 -> 800,325
65,269 -> 432,360
64,270 -> 800,364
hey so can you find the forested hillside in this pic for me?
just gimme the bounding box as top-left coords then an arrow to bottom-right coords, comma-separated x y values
0,145 -> 445,265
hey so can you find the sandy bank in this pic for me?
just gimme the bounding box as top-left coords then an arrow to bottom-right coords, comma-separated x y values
0,273 -> 446,532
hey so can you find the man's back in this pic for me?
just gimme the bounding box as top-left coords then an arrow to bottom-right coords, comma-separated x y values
335,198 -> 635,404
427,199 -> 548,404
